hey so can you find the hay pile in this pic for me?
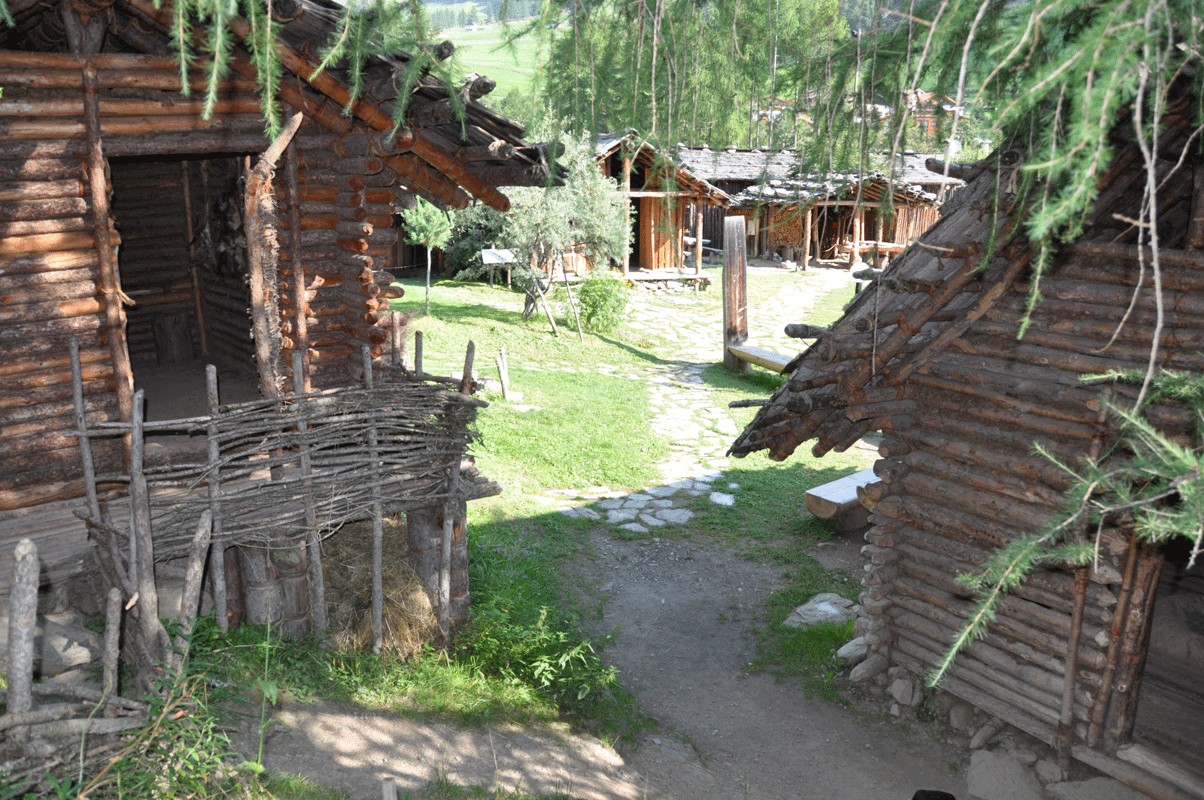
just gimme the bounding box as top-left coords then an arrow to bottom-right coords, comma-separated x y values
322,517 -> 441,655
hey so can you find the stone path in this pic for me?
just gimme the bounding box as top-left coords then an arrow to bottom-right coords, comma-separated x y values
536,263 -> 858,534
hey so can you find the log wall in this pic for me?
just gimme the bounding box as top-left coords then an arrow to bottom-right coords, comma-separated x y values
0,52 -> 406,516
858,207 -> 1203,754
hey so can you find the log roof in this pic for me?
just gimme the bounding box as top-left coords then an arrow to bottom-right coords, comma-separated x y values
1,0 -> 557,211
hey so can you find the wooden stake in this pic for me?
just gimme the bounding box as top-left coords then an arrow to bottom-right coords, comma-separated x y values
205,365 -> 228,633
81,62 -> 134,452
70,336 -> 101,521
363,346 -> 385,653
103,586 -> 120,716
6,538 -> 38,742
293,350 -> 325,639
129,389 -> 166,688
496,347 -> 510,400
172,510 -> 213,676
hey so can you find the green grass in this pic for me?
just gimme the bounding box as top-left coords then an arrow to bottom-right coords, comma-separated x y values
444,23 -> 544,98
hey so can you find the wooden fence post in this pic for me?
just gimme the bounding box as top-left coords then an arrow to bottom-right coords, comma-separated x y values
723,216 -> 750,373
6,539 -> 38,742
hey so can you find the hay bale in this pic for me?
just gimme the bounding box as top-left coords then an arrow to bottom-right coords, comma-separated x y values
322,517 -> 440,655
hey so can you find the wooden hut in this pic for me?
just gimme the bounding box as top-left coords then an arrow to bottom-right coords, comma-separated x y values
677,144 -> 796,249
0,0 -> 555,628
729,97 -> 1204,797
595,132 -> 730,277
730,171 -> 948,266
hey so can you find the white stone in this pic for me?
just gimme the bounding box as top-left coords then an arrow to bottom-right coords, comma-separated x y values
966,750 -> 1043,800
783,592 -> 858,628
658,508 -> 695,525
709,492 -> 736,506
608,509 -> 639,523
836,636 -> 869,664
639,514 -> 668,528
561,506 -> 602,521
618,523 -> 649,534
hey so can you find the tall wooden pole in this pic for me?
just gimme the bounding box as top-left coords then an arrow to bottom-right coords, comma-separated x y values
82,62 -> 134,449
723,216 -> 750,373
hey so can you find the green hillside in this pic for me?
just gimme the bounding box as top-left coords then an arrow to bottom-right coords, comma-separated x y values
442,21 -> 544,98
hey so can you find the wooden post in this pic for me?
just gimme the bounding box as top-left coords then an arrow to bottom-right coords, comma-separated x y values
172,510 -> 212,675
363,345 -> 385,653
621,149 -> 632,275
129,389 -> 166,688
293,350 -> 325,640
414,330 -> 423,376
285,140 -> 310,392
181,161 -> 209,356
723,216 -> 750,373
70,336 -> 101,520
6,538 -> 38,741
205,365 -> 228,632
103,586 -> 121,716
244,112 -> 303,401
694,203 -> 704,282
802,207 -> 813,267
82,62 -> 134,452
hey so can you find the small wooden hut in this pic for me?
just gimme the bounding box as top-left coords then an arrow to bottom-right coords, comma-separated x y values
729,95 -> 1204,798
595,132 -> 730,276
0,0 -> 555,630
730,171 -> 948,266
677,145 -> 797,246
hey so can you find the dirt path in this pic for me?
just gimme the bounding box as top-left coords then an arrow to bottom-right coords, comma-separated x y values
244,528 -> 969,799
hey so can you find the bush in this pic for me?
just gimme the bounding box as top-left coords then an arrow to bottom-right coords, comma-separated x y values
575,271 -> 629,334
457,600 -> 617,706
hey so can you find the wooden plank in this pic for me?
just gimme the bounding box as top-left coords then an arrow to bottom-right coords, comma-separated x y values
726,344 -> 792,372
804,467 -> 877,519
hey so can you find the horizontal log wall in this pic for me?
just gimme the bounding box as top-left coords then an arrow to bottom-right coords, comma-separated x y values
0,53 -> 405,515
863,240 -> 1201,749
288,128 -> 401,389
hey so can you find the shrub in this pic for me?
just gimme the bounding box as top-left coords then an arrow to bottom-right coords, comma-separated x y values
575,271 -> 628,335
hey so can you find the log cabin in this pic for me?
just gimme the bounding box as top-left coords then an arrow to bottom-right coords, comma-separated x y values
728,91 -> 1204,798
729,171 -> 949,266
0,0 -> 556,633
595,132 -> 731,276
677,144 -> 797,248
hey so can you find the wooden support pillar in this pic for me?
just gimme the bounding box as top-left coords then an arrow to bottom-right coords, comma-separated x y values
621,151 -> 632,275
723,216 -> 750,373
802,207 -> 813,267
82,62 -> 134,446
694,203 -> 703,275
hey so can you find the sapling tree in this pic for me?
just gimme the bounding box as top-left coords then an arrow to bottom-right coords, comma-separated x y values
498,134 -> 628,336
401,198 -> 454,316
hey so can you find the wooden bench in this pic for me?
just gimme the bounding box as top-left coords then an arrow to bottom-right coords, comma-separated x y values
726,344 -> 792,372
804,467 -> 878,520
623,271 -> 711,289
